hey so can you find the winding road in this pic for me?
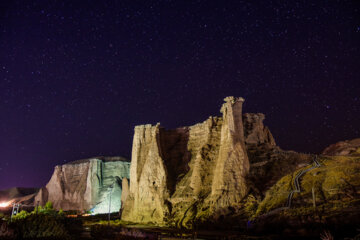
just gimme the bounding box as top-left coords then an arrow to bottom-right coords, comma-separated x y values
285,155 -> 321,208
253,155 -> 321,221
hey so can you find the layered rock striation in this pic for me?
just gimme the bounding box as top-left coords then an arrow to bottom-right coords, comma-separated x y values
122,97 -> 269,227
35,156 -> 130,214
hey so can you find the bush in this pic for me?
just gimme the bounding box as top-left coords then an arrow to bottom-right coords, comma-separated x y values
7,204 -> 76,239
45,201 -> 53,210
58,208 -> 64,215
12,210 -> 30,220
11,213 -> 71,239
32,201 -> 58,216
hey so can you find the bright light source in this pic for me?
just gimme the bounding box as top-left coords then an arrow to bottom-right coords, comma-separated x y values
0,202 -> 9,208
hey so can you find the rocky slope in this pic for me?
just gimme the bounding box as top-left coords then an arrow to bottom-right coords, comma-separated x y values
255,154 -> 360,216
246,149 -> 360,238
35,156 -> 130,214
322,138 -> 360,156
121,96 -> 308,228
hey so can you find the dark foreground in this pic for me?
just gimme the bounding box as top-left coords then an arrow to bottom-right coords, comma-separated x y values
1,209 -> 360,239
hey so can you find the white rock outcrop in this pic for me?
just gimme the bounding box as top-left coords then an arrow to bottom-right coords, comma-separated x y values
35,157 -> 130,214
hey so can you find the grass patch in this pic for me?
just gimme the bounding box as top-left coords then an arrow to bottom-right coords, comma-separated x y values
255,174 -> 292,216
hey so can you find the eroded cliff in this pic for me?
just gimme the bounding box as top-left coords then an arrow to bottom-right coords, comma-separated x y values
122,97 -> 255,227
35,156 -> 130,214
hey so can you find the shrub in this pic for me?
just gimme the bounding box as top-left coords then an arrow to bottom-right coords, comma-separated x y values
45,201 -> 53,210
11,213 -> 71,239
31,201 -> 59,216
12,210 -> 30,220
58,208 -> 64,215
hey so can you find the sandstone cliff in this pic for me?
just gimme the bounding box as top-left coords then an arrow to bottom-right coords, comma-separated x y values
122,97 -> 262,227
35,156 -> 130,214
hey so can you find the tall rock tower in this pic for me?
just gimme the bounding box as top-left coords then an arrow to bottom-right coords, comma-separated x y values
208,96 -> 250,208
121,124 -> 170,224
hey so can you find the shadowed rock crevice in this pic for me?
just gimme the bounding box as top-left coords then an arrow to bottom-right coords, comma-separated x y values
159,127 -> 191,196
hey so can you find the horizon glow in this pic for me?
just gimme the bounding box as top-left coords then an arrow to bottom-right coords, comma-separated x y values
0,201 -> 10,208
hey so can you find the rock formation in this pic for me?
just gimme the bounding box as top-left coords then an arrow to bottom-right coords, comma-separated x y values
322,138 -> 360,156
35,156 -> 130,214
122,97 -> 266,227
242,113 -> 313,198
0,187 -> 39,205
243,113 -> 276,147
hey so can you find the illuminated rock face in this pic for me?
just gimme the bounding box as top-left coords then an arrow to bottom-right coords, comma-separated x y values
121,124 -> 171,223
35,157 -> 130,214
122,97 -> 255,227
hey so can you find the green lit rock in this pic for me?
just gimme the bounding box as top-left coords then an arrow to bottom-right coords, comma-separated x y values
35,157 -> 130,214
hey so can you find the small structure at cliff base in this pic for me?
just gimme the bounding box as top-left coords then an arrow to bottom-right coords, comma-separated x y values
122,97 -> 276,228
35,156 -> 130,214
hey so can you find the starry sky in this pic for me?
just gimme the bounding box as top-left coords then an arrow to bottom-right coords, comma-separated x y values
0,0 -> 359,190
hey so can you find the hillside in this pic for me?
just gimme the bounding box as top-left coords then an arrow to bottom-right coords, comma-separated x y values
0,187 -> 39,205
254,155 -> 360,216
233,153 -> 360,237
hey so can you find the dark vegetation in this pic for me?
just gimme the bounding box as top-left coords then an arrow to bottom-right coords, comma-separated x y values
0,201 -> 81,239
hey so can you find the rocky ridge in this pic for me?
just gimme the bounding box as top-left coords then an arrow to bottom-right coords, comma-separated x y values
322,138 -> 360,156
0,187 -> 39,206
121,97 -> 295,227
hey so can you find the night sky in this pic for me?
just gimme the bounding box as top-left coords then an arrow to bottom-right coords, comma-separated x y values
0,1 -> 359,190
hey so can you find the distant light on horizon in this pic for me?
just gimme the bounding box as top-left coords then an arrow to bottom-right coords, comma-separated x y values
0,202 -> 10,208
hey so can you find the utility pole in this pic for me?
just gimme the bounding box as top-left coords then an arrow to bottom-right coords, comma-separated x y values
312,186 -> 316,208
11,204 -> 15,221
